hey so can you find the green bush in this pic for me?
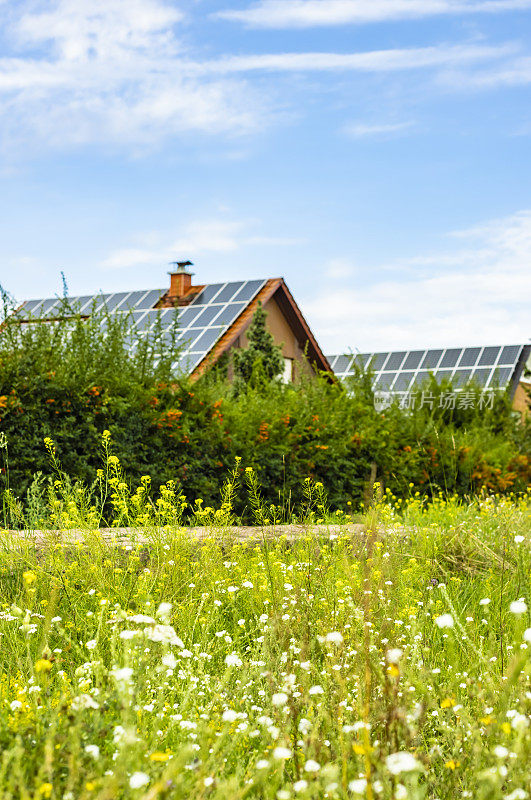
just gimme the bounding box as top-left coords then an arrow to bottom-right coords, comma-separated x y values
1,288 -> 530,525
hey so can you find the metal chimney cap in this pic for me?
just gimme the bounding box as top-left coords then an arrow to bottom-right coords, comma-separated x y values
169,260 -> 194,273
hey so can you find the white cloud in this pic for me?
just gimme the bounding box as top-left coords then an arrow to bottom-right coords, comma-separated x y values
194,43 -> 514,74
305,210 -> 531,352
101,218 -> 301,269
217,0 -> 531,28
0,0 -> 525,155
0,0 -> 263,152
437,55 -> 531,89
343,121 -> 414,138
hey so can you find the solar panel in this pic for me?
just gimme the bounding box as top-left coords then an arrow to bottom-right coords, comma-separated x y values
458,347 -> 481,368
326,344 -> 528,400
233,279 -> 265,302
478,346 -> 500,367
367,353 -> 388,371
384,352 -> 407,371
500,344 -> 522,364
393,371 -> 415,391
192,305 -> 224,327
440,349 -> 461,368
334,355 -> 352,373
214,282 -> 245,304
403,351 -> 423,370
191,284 -> 224,305
376,373 -> 396,390
421,350 -> 443,369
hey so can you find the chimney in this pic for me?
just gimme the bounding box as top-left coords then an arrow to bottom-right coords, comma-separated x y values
168,260 -> 194,302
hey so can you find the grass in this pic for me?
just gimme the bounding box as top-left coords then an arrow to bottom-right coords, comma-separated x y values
0,461 -> 529,800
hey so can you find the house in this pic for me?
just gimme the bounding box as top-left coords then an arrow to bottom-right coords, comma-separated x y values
13,263 -> 530,411
14,263 -> 332,382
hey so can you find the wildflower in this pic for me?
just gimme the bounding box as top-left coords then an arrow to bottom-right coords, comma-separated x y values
386,648 -> 403,663
242,581 -> 254,588
395,786 -> 407,800
514,535 -> 524,544
256,760 -> 269,769
479,598 -> 491,606
162,653 -> 177,669
272,692 -> 289,707
10,700 -> 22,711
325,631 -> 343,644
505,791 -> 527,800
150,752 -> 170,762
129,772 -> 150,789
304,760 -> 320,772
225,653 -> 242,668
156,602 -> 172,622
294,780 -> 308,792
386,752 -> 423,774
86,640 -> 97,650
111,667 -> 133,683
222,710 -> 239,722
34,659 -> 52,674
71,694 -> 99,710
509,713 -> 529,732
434,614 -> 454,629
37,783 -> 53,798
493,745 -> 509,758
509,600 -> 528,615
145,625 -> 184,647
523,628 -> 531,643
204,777 -> 214,787
119,630 -> 139,640
23,571 -> 37,587
444,760 -> 459,770
128,614 -> 156,624
298,718 -> 311,734
85,745 -> 100,759
348,779 -> 367,794
309,685 -> 324,695
273,747 -> 292,760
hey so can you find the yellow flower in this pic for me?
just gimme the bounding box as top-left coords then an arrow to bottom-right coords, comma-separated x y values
23,571 -> 37,587
480,715 -> 494,726
387,664 -> 400,678
444,760 -> 460,770
35,659 -> 53,675
149,751 -> 170,762
501,722 -> 511,734
85,781 -> 96,791
37,784 -> 53,798
441,697 -> 455,709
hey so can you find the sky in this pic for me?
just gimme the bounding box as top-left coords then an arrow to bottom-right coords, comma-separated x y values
0,0 -> 530,353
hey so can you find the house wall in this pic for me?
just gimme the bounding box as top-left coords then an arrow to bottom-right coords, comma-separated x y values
228,296 -> 314,381
513,381 -> 530,418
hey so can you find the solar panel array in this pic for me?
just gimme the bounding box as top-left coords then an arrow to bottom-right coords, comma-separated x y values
327,345 -> 528,394
16,280 -> 267,373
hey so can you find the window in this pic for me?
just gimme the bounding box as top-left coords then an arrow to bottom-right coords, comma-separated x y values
282,357 -> 293,383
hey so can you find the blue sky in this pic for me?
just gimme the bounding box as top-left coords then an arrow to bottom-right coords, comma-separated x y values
1,0 -> 530,351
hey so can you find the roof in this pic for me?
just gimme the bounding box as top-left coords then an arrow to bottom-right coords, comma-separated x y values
14,277 -> 332,378
327,343 -> 531,398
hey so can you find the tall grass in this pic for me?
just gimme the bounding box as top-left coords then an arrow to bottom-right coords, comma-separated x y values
0,459 -> 529,799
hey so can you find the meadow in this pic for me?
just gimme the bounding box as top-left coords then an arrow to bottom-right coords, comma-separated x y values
0,456 -> 529,800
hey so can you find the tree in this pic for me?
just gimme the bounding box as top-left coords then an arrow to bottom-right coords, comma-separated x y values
232,303 -> 284,388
